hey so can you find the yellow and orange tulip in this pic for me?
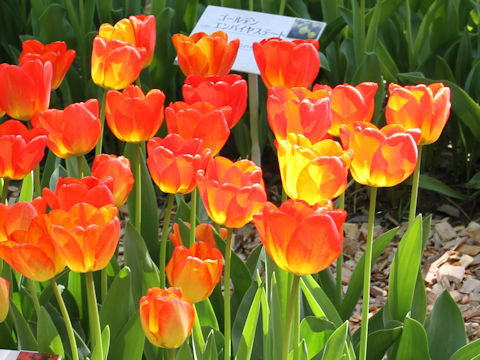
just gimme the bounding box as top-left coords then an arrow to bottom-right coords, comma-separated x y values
313,82 -> 378,137
172,31 -> 239,77
147,134 -> 211,194
0,120 -> 47,180
340,122 -> 421,187
267,86 -> 331,143
0,277 -> 9,322
253,38 -> 320,89
92,154 -> 135,207
0,60 -> 52,121
49,203 -> 120,273
19,40 -> 76,90
385,82 -> 451,145
106,85 -> 165,143
196,156 -> 267,228
277,133 -> 353,205
254,199 -> 346,276
165,101 -> 230,156
139,287 -> 195,348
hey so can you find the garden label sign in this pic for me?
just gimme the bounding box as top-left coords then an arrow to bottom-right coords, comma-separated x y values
191,5 -> 326,74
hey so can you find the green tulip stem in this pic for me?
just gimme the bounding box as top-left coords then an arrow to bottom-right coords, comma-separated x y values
248,73 -> 261,166
159,193 -> 175,289
86,272 -> 104,360
34,166 -> 41,198
409,146 -> 423,225
135,143 -> 142,232
282,275 -> 301,360
51,278 -> 79,360
167,348 -> 175,360
279,0 -> 286,15
336,192 -> 346,306
95,88 -> 108,156
1,178 -> 9,205
224,227 -> 234,360
77,156 -> 83,179
27,278 -> 41,317
188,188 -> 198,248
359,186 -> 378,360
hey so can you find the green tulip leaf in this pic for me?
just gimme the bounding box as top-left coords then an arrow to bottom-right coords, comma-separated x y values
234,286 -> 262,360
395,316 -> 431,360
449,339 -> 480,360
37,306 -> 65,358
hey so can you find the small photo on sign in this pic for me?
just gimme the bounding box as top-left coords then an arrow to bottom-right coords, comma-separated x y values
0,350 -> 61,360
287,19 -> 325,40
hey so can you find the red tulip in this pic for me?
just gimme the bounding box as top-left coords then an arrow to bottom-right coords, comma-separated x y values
0,60 -> 52,120
165,101 -> 230,156
172,31 -> 239,76
106,85 -> 165,143
147,134 -> 211,194
92,154 -> 134,207
32,99 -> 101,158
254,199 -> 346,275
183,74 -> 247,128
0,120 -> 47,180
19,40 -> 76,90
253,38 -> 320,89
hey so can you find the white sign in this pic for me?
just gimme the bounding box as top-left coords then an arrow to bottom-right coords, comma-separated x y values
191,5 -> 326,75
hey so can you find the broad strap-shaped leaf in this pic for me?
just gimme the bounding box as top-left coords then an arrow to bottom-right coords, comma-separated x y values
234,286 -> 262,360
366,327 -> 402,360
299,316 -> 335,359
395,316 -> 431,360
320,320 -> 348,360
449,339 -> 480,360
37,306 -> 65,358
107,311 -> 144,360
202,329 -> 218,360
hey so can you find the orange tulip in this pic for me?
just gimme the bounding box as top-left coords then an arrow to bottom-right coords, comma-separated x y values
385,83 -> 451,145
147,134 -> 211,194
196,156 -> 267,228
313,82 -> 378,137
277,133 -> 353,205
165,101 -> 230,156
172,31 -> 239,76
0,199 -> 65,282
99,15 -> 156,67
169,222 -> 228,249
49,203 -> 120,273
91,36 -> 145,90
0,60 -> 52,120
42,176 -> 115,211
0,277 -> 8,322
19,40 -> 76,90
267,86 -> 331,143
139,287 -> 195,348
92,154 -> 134,207
183,74 -> 247,128
254,199 -> 346,276
253,38 -> 320,89
340,122 -> 421,187
166,239 -> 223,303
105,85 -> 165,143
0,120 -> 47,180
31,99 -> 101,158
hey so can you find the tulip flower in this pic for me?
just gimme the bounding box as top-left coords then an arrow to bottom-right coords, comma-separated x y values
0,199 -> 65,282
165,101 -> 231,156
267,86 -> 331,143
92,154 -> 134,207
385,82 -> 451,145
139,287 -> 195,348
340,122 -> 421,187
91,36 -> 145,90
172,31 -> 239,76
278,133 -> 353,205
99,15 -> 156,67
253,38 -> 320,89
49,203 -> 120,273
147,134 -> 211,194
105,85 -> 165,143
196,156 -> 267,228
42,176 -> 115,211
254,199 -> 346,276
19,40 -> 76,90
0,120 -> 47,180
0,277 -> 9,322
0,59 -> 52,120
166,239 -> 223,303
169,222 -> 228,249
183,74 -> 247,128
313,82 -> 378,137
31,99 -> 101,158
